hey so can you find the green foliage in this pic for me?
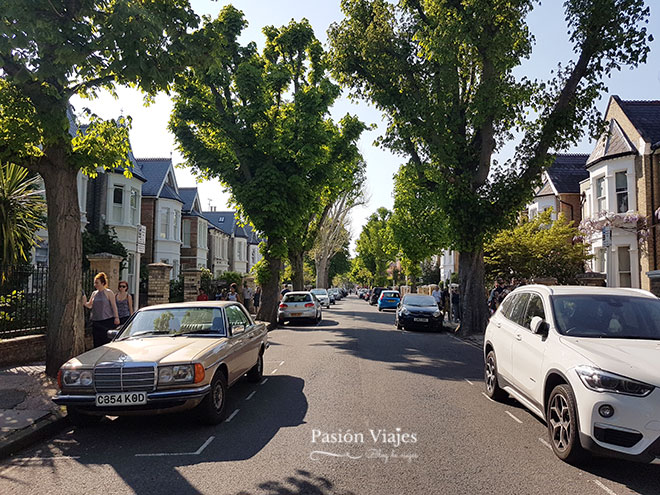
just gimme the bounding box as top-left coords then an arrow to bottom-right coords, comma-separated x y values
349,257 -> 372,286
250,259 -> 272,287
0,163 -> 46,264
355,208 -> 397,284
169,276 -> 184,303
82,226 -> 128,271
328,245 -> 351,282
484,210 -> 591,284
218,271 -> 244,288
169,6 -> 365,291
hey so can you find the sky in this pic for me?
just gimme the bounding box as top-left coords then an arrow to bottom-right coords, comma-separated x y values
71,0 -> 660,253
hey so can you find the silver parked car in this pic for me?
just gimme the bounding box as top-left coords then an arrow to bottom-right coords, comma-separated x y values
310,288 -> 331,308
278,291 -> 322,325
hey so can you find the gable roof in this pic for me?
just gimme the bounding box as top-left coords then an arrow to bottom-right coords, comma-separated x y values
203,211 -> 237,236
613,96 -> 660,149
136,158 -> 182,201
179,187 -> 202,215
587,119 -> 637,167
545,154 -> 589,194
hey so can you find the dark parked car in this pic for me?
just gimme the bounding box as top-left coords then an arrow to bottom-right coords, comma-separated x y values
369,287 -> 386,305
395,294 -> 444,331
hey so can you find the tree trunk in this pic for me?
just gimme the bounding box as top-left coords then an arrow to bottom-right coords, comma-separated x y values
256,243 -> 282,327
457,249 -> 489,336
290,250 -> 305,291
42,163 -> 86,377
315,257 -> 329,288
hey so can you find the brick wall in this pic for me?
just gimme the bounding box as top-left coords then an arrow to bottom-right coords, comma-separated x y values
557,193 -> 583,224
147,263 -> 172,305
0,333 -> 94,368
141,197 -> 157,264
181,217 -> 199,270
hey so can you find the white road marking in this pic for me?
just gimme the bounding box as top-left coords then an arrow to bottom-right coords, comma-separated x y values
260,378 -> 268,385
505,411 -> 523,424
279,361 -> 285,366
593,480 -> 618,495
464,378 -> 474,386
245,391 -> 256,401
270,368 -> 278,374
225,409 -> 240,422
135,436 -> 215,457
538,438 -> 552,450
481,392 -> 495,402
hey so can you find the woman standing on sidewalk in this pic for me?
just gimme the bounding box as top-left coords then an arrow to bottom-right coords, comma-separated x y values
83,272 -> 120,348
115,280 -> 134,325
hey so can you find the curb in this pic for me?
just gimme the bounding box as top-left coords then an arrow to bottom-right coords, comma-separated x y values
0,410 -> 68,460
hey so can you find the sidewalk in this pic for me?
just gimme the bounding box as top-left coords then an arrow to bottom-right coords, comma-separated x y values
0,364 -> 67,459
444,320 -> 484,349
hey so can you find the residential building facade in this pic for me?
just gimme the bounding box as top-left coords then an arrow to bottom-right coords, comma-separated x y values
179,188 -> 209,271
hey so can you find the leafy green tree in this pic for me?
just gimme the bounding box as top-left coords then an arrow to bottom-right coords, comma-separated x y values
0,163 -> 46,265
356,208 -> 397,286
329,0 -> 652,334
170,7 -> 363,324
82,226 -> 127,271
328,243 -> 352,284
0,0 -> 198,374
484,210 -> 590,284
349,256 -> 372,286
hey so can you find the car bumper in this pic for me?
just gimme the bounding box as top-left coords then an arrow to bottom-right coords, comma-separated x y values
378,302 -> 399,310
278,309 -> 317,320
398,314 -> 443,329
572,379 -> 660,462
52,385 -> 211,415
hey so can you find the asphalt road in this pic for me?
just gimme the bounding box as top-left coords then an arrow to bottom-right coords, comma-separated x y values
1,296 -> 659,495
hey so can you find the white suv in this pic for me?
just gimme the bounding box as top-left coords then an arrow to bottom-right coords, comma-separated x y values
484,285 -> 660,463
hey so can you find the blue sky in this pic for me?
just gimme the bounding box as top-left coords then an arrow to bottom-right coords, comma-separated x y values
72,1 -> 660,251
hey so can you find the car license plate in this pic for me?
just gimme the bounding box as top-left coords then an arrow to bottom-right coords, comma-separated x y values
291,312 -> 302,317
386,299 -> 395,303
413,317 -> 428,322
95,392 -> 147,407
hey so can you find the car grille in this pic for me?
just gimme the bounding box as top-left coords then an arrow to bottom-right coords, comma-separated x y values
594,425 -> 643,448
94,364 -> 156,393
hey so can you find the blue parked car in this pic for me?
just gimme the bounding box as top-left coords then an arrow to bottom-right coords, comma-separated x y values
378,290 -> 401,311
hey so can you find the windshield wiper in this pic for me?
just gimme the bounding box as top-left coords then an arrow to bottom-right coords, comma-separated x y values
123,330 -> 173,339
175,330 -> 224,337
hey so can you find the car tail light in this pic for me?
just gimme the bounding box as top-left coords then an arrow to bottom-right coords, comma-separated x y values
194,363 -> 205,384
304,303 -> 315,308
279,304 -> 288,309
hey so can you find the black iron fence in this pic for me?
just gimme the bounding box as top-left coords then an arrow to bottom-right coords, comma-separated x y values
0,265 -> 97,339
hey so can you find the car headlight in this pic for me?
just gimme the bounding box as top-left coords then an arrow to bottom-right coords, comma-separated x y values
401,307 -> 410,316
158,365 -> 194,384
62,369 -> 93,387
433,310 -> 442,318
575,366 -> 654,397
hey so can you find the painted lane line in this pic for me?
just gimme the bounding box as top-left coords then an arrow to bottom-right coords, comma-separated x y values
270,368 -> 278,374
135,436 -> 215,457
465,378 -> 474,386
505,411 -> 523,424
538,438 -> 552,450
260,378 -> 268,385
481,392 -> 495,402
225,409 -> 240,423
279,361 -> 285,366
245,391 -> 256,401
593,480 -> 618,495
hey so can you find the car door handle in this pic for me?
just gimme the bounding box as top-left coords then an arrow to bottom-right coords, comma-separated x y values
495,321 -> 501,328
515,334 -> 522,341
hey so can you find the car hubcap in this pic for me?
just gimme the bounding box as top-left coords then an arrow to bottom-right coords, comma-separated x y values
549,394 -> 571,451
213,382 -> 224,410
485,356 -> 496,392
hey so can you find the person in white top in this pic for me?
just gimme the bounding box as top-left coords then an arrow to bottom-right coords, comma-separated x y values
431,285 -> 442,310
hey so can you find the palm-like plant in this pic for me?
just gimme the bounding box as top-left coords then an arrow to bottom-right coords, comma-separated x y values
0,163 -> 46,264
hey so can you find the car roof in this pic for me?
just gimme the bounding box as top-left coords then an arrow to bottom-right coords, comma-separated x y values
512,284 -> 657,299
284,291 -> 312,295
137,301 -> 239,311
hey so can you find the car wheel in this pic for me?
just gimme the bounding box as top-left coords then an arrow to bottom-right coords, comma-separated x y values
247,353 -> 264,383
278,317 -> 285,325
198,371 -> 228,424
546,384 -> 587,464
484,350 -> 507,401
378,307 -> 382,312
67,406 -> 102,426
317,312 -> 322,324
396,319 -> 402,330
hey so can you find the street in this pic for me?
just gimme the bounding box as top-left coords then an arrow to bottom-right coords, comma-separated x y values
1,296 -> 658,495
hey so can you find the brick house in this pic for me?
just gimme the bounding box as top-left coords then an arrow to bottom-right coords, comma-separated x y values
179,188 -> 209,270
136,158 -> 183,279
580,96 -> 660,290
527,154 -> 589,223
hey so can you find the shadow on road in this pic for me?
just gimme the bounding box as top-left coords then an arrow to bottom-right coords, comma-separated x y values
2,375 -> 308,495
236,469 -> 356,495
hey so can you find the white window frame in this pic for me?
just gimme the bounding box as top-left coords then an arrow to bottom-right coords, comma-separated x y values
130,188 -> 139,226
173,210 -> 180,242
617,245 -> 632,288
596,176 -> 606,214
615,171 -> 629,214
160,207 -> 170,240
112,185 -> 124,224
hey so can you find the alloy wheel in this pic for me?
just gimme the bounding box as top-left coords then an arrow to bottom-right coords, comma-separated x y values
213,381 -> 224,410
549,394 -> 571,452
485,356 -> 496,393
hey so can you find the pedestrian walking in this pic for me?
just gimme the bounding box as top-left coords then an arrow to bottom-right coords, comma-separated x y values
242,282 -> 253,312
451,288 -> 460,323
197,288 -> 209,301
488,278 -> 505,314
431,284 -> 442,311
253,286 -> 262,312
83,272 -> 120,348
115,280 -> 134,325
227,283 -> 239,301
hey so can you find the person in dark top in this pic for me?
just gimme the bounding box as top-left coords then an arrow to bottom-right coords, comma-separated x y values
115,280 -> 134,324
253,286 -> 262,312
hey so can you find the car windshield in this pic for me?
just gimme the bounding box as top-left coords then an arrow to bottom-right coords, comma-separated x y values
403,295 -> 436,307
382,292 -> 400,298
311,289 -> 327,296
119,307 -> 227,339
551,294 -> 660,339
284,293 -> 312,303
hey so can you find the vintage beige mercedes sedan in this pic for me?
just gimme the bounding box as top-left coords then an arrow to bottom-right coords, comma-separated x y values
53,301 -> 268,425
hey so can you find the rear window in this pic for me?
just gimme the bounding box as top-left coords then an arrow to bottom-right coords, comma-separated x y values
403,295 -> 436,307
382,292 -> 400,298
283,293 -> 312,303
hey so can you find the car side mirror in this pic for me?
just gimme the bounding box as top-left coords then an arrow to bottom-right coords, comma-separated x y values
530,316 -> 548,335
107,329 -> 119,341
